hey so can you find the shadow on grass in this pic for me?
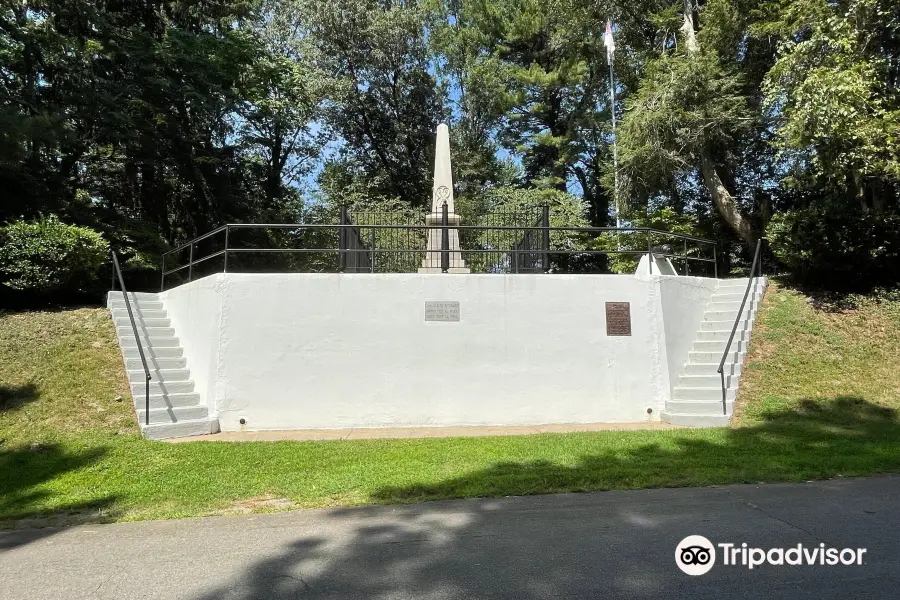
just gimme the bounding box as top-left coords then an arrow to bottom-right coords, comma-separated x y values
183,397 -> 900,600
371,396 -> 900,504
0,443 -> 117,547
771,275 -> 900,312
0,383 -> 39,413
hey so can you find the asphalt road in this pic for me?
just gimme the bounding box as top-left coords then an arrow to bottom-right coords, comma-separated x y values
1,476 -> 898,599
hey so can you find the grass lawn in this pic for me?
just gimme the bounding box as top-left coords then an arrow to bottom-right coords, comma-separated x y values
2,282 -> 900,527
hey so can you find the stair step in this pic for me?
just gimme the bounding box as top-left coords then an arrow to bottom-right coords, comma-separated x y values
116,326 -> 175,337
107,290 -> 160,300
109,292 -> 217,441
708,300 -> 757,312
125,356 -> 187,370
688,350 -> 744,364
700,318 -> 753,331
131,380 -> 195,395
661,411 -> 731,427
111,308 -> 167,319
695,329 -> 750,342
127,368 -> 191,383
713,292 -> 763,303
684,362 -> 741,376
677,374 -> 736,388
663,279 -> 767,430
136,405 -> 209,424
715,285 -> 766,294
132,392 -> 202,410
712,291 -> 764,302
673,386 -> 736,401
115,316 -> 170,328
120,337 -> 181,348
141,418 -> 220,441
692,339 -> 748,353
122,346 -> 183,359
109,300 -> 164,311
704,310 -> 757,322
665,400 -> 734,414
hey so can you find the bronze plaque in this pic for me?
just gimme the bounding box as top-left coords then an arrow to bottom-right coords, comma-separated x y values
605,302 -> 632,336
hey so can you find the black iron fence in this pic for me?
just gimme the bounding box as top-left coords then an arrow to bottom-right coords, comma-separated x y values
160,211 -> 718,291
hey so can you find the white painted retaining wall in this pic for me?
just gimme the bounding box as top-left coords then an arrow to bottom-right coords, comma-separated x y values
162,273 -> 716,431
161,275 -> 223,410
659,276 -> 719,395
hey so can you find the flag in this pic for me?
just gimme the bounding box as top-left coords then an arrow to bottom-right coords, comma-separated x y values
604,20 -> 615,64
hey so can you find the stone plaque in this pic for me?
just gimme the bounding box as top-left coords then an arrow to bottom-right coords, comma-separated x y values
425,301 -> 460,322
605,302 -> 632,336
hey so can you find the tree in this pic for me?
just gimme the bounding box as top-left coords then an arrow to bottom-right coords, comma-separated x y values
0,1 -> 316,252
239,0 -> 324,210
430,0 -> 616,225
613,0 -> 776,246
756,0 -> 900,208
294,0 -> 444,207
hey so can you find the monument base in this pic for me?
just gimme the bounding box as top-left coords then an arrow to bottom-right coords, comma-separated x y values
634,254 -> 678,276
417,267 -> 471,274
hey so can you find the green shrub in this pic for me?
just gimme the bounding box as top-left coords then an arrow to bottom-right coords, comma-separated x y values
766,204 -> 900,289
0,216 -> 109,294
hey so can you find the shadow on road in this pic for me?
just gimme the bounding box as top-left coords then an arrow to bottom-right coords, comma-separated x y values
185,396 -> 900,599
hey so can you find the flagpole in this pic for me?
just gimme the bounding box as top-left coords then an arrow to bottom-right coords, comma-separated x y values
609,55 -> 620,230
605,21 -> 621,230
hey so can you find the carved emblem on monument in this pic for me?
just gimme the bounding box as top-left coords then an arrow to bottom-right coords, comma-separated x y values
435,186 -> 451,204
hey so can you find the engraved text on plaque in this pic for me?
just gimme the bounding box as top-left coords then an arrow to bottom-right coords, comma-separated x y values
605,302 -> 632,336
425,301 -> 460,322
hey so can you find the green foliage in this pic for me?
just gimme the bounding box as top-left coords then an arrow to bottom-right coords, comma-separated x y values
461,187 -> 590,273
757,0 -> 900,194
0,0 -> 316,257
296,0 -> 444,207
0,216 -> 108,294
592,206 -> 703,273
429,0 -> 617,224
616,51 -> 750,200
471,186 -> 590,248
1,0 -> 898,293
766,203 -> 900,288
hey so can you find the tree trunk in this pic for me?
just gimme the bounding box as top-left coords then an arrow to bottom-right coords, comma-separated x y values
682,1 -> 756,247
700,152 -> 754,245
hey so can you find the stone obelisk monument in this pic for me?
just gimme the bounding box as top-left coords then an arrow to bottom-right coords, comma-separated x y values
419,123 -> 470,273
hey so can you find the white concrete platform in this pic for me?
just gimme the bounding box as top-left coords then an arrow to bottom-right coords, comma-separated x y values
109,273 -> 766,438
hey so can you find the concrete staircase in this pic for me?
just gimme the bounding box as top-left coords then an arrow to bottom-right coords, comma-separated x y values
108,292 -> 219,440
662,277 -> 768,427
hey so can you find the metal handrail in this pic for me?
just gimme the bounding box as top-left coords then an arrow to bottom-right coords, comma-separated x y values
111,251 -> 152,426
159,222 -> 719,290
161,221 -> 718,239
162,225 -> 228,258
162,250 -> 227,276
192,247 -> 714,257
209,223 -> 716,241
716,239 -> 763,415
